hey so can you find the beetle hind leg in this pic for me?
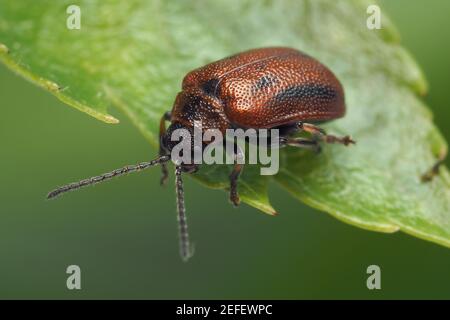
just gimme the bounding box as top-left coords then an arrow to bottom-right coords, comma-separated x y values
300,123 -> 355,146
280,136 -> 321,154
421,150 -> 447,182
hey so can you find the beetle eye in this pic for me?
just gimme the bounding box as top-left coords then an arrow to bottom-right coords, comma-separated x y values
201,78 -> 220,96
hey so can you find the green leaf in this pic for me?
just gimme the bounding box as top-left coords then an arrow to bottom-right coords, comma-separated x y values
1,0 -> 449,246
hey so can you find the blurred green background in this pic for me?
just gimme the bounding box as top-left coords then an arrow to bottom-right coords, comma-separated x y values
0,0 -> 449,299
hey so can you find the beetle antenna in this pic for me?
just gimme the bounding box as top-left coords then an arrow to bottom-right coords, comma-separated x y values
47,155 -> 171,199
175,166 -> 193,261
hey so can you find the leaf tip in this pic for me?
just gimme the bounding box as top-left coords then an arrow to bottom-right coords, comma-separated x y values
103,114 -> 120,124
81,109 -> 120,124
0,43 -> 10,54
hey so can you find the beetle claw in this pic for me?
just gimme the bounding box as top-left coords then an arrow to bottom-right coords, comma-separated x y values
343,136 -> 356,146
421,152 -> 446,182
230,194 -> 241,207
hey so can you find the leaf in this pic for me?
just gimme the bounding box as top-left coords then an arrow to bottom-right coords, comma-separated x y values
1,0 -> 449,247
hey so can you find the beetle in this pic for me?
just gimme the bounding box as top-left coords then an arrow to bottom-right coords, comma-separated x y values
47,47 -> 355,261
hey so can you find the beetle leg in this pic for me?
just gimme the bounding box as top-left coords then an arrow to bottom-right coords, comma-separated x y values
280,137 -> 322,154
421,150 -> 447,182
230,163 -> 244,207
229,144 -> 244,207
159,111 -> 172,185
300,123 -> 355,146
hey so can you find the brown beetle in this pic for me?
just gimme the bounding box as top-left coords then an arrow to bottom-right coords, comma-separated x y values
47,47 -> 354,261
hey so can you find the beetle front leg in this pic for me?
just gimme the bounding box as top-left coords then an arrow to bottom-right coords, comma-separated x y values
229,144 -> 244,207
159,111 -> 172,185
230,163 -> 244,207
300,123 -> 355,146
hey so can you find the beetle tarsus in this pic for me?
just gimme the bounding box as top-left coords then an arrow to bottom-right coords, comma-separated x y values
230,193 -> 240,207
229,165 -> 243,207
324,134 -> 355,146
421,152 -> 446,182
229,163 -> 243,207
301,123 -> 355,146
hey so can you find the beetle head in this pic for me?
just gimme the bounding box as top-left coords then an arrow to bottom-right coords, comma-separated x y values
161,122 -> 200,174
